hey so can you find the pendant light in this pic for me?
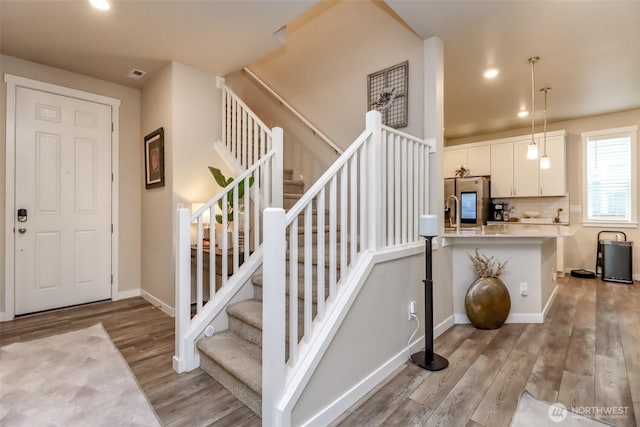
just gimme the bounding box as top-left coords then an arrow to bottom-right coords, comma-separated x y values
526,57 -> 539,160
539,87 -> 551,169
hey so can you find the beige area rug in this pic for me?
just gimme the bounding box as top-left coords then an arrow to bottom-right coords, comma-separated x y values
511,391 -> 613,426
0,323 -> 161,427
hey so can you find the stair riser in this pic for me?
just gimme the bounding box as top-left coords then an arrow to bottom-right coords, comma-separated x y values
283,169 -> 293,181
227,302 -> 314,348
199,355 -> 261,417
284,182 -> 304,194
228,315 -> 262,347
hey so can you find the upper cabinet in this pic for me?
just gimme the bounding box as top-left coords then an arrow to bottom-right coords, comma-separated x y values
539,135 -> 566,196
446,130 -> 567,197
443,145 -> 490,178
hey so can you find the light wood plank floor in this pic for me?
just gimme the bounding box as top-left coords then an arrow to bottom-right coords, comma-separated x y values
0,297 -> 260,427
1,277 -> 638,427
336,276 -> 640,427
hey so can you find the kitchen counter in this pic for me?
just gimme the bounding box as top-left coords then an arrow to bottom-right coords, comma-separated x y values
443,223 -> 577,239
444,223 -> 573,324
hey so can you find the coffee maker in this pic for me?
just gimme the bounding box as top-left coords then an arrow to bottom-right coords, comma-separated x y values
490,202 -> 509,221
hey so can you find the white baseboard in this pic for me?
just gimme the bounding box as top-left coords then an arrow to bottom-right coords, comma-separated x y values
434,314 -> 455,339
542,285 -> 558,318
0,312 -> 10,322
302,313 -> 455,427
117,289 -> 141,300
141,290 -> 175,317
455,312 -> 544,324
633,274 -> 640,282
303,341 -> 417,427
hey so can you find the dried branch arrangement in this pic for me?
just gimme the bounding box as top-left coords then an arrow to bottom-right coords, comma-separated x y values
468,249 -> 510,278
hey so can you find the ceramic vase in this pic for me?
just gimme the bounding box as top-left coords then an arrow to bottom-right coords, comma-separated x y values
464,276 -> 510,329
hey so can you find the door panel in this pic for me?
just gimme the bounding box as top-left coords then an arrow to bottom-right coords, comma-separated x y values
15,87 -> 112,315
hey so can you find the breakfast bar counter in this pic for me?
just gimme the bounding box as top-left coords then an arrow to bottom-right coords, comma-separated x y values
442,224 -> 576,324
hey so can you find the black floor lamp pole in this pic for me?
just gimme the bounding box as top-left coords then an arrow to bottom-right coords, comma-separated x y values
411,217 -> 448,371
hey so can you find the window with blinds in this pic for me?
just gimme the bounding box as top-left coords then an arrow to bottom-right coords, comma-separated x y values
582,126 -> 638,225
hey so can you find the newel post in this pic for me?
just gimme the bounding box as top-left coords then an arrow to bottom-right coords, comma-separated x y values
262,208 -> 287,426
366,110 -> 383,250
271,127 -> 284,209
173,208 -> 193,373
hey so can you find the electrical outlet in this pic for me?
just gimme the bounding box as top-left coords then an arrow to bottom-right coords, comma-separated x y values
409,300 -> 416,320
552,271 -> 557,281
520,282 -> 528,296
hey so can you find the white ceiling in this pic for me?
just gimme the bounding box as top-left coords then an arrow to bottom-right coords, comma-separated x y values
0,0 -> 316,88
387,0 -> 640,138
1,0 -> 639,139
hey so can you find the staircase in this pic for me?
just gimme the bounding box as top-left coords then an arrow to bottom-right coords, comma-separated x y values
196,168 -> 313,416
175,82 -> 435,425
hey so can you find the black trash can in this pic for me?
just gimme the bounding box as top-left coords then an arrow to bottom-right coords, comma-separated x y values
601,239 -> 633,284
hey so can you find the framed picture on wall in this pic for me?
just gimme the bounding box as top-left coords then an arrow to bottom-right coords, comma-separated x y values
144,127 -> 165,189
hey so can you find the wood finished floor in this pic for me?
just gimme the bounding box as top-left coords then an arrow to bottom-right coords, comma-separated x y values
0,297 -> 260,427
1,276 -> 638,427
336,277 -> 640,427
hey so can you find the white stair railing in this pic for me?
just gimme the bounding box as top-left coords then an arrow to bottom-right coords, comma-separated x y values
173,110 -> 283,373
262,111 -> 434,425
220,80 -> 275,171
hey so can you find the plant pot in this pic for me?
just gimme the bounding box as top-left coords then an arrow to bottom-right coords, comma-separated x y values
464,276 -> 510,329
216,230 -> 233,249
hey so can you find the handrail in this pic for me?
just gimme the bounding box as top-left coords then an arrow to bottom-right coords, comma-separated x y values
243,67 -> 344,155
382,124 -> 435,149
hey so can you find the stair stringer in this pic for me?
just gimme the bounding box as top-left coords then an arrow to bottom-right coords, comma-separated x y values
275,242 -> 429,426
176,246 -> 263,373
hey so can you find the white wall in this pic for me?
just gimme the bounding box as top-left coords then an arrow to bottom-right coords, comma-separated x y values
447,109 -> 640,279
1,54 -> 142,312
238,0 -> 425,186
292,252 -> 453,425
141,62 -> 223,309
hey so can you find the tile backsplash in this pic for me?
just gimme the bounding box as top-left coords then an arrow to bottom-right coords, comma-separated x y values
493,196 -> 570,224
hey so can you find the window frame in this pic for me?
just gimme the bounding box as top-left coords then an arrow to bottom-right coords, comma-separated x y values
581,125 -> 638,228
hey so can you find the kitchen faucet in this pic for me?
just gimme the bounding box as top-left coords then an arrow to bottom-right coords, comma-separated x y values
447,195 -> 460,230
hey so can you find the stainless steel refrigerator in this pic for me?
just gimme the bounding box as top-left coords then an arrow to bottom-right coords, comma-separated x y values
444,177 -> 490,228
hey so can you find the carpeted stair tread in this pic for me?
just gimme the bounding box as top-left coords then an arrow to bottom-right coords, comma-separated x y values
227,300 -> 262,330
196,330 -> 262,395
251,272 -> 331,303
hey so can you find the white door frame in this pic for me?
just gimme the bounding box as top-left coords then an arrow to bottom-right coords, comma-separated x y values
4,74 -> 121,321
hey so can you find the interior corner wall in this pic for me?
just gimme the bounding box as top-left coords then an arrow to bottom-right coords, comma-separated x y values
141,61 -> 223,310
141,63 -> 175,307
245,0 -> 425,186
423,37 -> 453,329
0,54 -> 142,312
172,62 -> 222,208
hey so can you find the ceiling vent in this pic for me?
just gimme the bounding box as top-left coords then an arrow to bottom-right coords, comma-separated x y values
128,69 -> 146,80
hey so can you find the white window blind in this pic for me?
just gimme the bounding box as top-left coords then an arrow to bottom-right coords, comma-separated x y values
582,126 -> 637,225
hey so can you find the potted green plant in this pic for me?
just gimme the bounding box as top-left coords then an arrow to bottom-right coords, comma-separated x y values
465,249 -> 511,329
208,167 -> 254,248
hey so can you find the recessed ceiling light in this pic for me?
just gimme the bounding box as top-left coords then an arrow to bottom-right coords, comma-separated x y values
518,110 -> 529,118
89,0 -> 111,11
483,68 -> 500,79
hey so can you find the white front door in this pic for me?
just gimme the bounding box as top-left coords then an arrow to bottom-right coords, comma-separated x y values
14,87 -> 112,315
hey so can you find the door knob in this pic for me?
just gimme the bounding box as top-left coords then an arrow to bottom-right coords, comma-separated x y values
18,228 -> 27,234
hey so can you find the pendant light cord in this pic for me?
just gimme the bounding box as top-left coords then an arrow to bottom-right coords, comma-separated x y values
530,60 -> 536,144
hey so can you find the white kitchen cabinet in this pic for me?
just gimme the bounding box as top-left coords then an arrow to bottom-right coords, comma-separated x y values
539,135 -> 566,196
513,140 -> 540,197
467,146 -> 491,176
490,142 -> 514,197
444,145 -> 491,178
444,148 -> 468,178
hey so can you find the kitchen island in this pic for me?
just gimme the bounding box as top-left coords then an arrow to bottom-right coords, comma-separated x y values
442,224 -> 577,324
